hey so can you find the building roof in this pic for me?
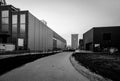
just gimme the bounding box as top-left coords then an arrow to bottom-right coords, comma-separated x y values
84,26 -> 120,35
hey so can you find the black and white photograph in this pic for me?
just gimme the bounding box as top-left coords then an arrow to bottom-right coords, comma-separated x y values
0,0 -> 120,81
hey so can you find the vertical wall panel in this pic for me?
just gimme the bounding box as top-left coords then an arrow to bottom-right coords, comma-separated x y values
46,26 -> 48,51
47,28 -> 53,50
39,21 -> 41,51
39,21 -> 42,51
38,20 -> 40,50
44,26 -> 46,51
34,18 -> 39,50
28,13 -> 35,50
42,23 -> 45,51
49,28 -> 53,50
28,12 -> 66,51
45,26 -> 47,51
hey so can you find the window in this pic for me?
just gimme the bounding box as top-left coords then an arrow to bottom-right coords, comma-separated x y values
1,24 -> 9,32
2,11 -> 9,17
12,24 -> 17,33
20,14 -> 25,23
20,24 -> 25,34
1,10 -> 9,32
20,34 -> 25,38
2,18 -> 9,24
12,15 -> 17,24
12,15 -> 18,33
20,14 -> 26,37
12,34 -> 17,44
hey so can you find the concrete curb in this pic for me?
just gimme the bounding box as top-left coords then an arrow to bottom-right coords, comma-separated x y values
69,55 -> 112,81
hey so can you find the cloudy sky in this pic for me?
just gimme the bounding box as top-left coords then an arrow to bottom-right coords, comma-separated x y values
7,0 -> 120,45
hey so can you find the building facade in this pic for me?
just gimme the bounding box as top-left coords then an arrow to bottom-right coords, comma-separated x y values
71,34 -> 78,49
0,1 -> 66,51
79,39 -> 84,50
83,26 -> 120,52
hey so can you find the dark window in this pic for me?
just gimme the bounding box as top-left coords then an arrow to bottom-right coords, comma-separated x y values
20,24 -> 25,34
2,11 -> 9,17
12,24 -> 17,33
12,15 -> 17,24
20,14 -> 25,23
2,18 -> 9,24
103,33 -> 111,40
12,34 -> 17,43
1,10 -> 9,32
20,34 -> 25,38
12,15 -> 18,33
2,24 -> 9,30
20,14 -> 26,37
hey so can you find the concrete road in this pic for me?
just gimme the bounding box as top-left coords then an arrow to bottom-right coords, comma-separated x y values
0,52 -> 89,81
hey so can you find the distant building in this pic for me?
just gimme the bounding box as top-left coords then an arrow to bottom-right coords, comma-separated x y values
0,0 -> 66,51
79,39 -> 84,50
83,26 -> 120,52
71,34 -> 78,49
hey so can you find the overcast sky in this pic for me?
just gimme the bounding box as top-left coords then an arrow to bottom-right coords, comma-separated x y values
7,0 -> 120,45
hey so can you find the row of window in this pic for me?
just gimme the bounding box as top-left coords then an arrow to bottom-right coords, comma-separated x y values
1,10 -> 26,47
1,10 -> 26,35
12,14 -> 26,34
12,14 -> 26,46
12,14 -> 26,24
1,10 -> 9,32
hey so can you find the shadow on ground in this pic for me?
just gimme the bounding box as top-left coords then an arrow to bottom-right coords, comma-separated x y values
0,52 -> 57,76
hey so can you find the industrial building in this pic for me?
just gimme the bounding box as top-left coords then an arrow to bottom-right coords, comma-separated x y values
79,39 -> 84,50
0,0 -> 66,51
83,26 -> 120,52
71,34 -> 78,49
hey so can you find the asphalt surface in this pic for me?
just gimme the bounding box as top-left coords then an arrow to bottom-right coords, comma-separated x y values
0,52 -> 89,81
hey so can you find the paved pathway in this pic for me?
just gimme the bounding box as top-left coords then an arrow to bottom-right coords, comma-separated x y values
0,52 -> 89,81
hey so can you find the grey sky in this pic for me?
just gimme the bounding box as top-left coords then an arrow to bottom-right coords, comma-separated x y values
7,0 -> 120,45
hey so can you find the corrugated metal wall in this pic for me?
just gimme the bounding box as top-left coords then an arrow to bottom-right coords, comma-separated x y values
28,13 -> 35,50
28,12 -> 54,51
28,12 -> 66,51
56,39 -> 66,49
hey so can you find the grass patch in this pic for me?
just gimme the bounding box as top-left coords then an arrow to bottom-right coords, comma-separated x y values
72,52 -> 120,81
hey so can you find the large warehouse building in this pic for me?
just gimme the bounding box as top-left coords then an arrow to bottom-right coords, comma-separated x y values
0,1 -> 66,51
83,26 -> 120,52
